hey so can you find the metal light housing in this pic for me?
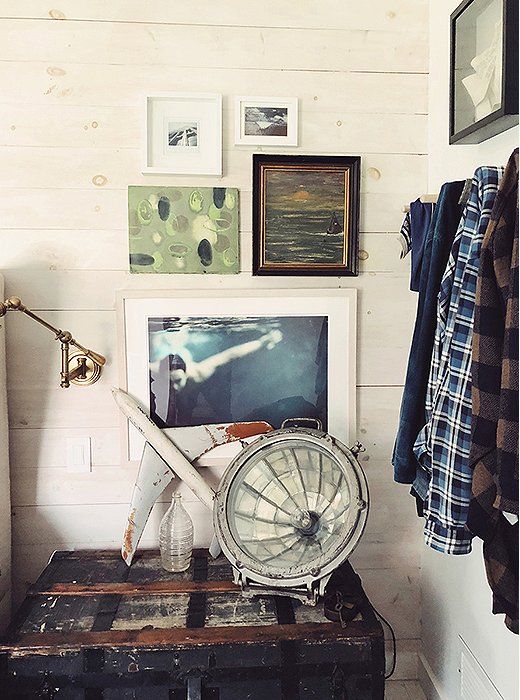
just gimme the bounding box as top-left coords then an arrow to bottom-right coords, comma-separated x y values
213,426 -> 369,605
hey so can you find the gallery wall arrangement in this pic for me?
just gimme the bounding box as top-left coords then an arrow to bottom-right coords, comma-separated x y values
131,91 -> 361,278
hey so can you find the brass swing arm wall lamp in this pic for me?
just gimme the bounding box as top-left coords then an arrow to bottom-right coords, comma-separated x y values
0,296 -> 106,388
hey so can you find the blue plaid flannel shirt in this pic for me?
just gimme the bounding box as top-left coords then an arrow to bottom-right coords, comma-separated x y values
413,166 -> 504,555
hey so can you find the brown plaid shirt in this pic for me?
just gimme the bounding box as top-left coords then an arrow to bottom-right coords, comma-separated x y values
467,148 -> 519,634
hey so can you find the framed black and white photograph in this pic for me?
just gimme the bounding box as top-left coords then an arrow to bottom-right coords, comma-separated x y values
117,289 -> 356,462
235,96 -> 298,146
143,93 -> 222,175
167,121 -> 199,149
449,0 -> 518,144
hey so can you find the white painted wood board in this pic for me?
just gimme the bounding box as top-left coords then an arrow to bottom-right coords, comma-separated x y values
0,275 -> 12,633
0,1 -> 429,32
1,21 -> 428,73
0,63 -> 428,115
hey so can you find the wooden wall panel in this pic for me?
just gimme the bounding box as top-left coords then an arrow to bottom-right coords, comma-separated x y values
1,1 -> 428,674
0,1 -> 428,31
0,149 -> 428,190
1,229 -> 406,275
0,63 -> 428,114
0,275 -> 11,633
1,22 -> 427,73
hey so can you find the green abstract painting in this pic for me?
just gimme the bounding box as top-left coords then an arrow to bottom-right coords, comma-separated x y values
128,186 -> 239,274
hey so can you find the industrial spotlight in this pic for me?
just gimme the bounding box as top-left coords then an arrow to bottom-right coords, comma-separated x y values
213,421 -> 369,605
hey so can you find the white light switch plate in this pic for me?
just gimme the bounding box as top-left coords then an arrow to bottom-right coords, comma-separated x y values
66,437 -> 92,472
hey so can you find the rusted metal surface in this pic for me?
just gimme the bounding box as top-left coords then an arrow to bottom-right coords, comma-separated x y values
159,421 -> 273,462
121,443 -> 175,564
191,421 -> 273,456
115,386 -> 274,565
121,507 -> 138,563
216,421 -> 273,442
114,389 -> 215,564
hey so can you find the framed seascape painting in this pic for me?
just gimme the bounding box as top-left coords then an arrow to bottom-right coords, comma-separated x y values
252,154 -> 361,276
143,93 -> 222,175
235,96 -> 298,146
117,289 -> 356,463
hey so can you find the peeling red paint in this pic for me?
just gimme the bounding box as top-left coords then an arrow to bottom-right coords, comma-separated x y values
198,422 -> 273,456
224,422 -> 273,439
122,509 -> 137,561
204,425 -> 221,450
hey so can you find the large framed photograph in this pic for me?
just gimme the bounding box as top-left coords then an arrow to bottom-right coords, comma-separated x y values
235,96 -> 298,146
117,289 -> 356,462
449,0 -> 518,144
143,93 -> 222,175
252,154 -> 360,276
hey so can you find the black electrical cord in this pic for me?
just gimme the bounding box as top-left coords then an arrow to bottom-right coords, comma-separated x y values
322,566 -> 398,680
367,600 -> 397,679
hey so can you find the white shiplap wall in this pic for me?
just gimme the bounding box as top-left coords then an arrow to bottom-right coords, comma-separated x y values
0,274 -> 11,632
1,1 -> 427,676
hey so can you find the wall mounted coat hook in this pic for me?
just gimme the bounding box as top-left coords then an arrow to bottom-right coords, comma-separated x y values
0,296 -> 106,388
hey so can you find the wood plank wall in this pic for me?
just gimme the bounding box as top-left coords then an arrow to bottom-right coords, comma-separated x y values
0,274 -> 11,632
1,1 -> 428,677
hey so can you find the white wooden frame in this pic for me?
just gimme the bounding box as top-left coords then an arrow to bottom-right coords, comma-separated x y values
143,92 -> 222,175
117,288 -> 356,463
234,96 -> 298,146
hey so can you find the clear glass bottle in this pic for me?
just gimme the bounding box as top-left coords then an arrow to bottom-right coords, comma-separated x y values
159,492 -> 194,572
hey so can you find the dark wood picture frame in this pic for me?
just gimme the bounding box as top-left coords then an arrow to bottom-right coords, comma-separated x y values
252,154 -> 360,276
449,0 -> 518,144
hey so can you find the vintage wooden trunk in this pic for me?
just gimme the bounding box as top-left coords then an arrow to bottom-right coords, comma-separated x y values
0,549 -> 385,699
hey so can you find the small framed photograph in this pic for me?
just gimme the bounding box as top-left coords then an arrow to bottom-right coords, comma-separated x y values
235,96 -> 298,146
252,154 -> 360,276
143,93 -> 222,175
449,0 -> 518,144
117,288 -> 356,462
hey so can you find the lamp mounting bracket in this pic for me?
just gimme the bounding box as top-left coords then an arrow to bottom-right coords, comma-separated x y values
0,295 -> 106,388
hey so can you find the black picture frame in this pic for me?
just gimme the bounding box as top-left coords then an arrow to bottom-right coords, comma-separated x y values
449,0 -> 518,144
252,154 -> 360,276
